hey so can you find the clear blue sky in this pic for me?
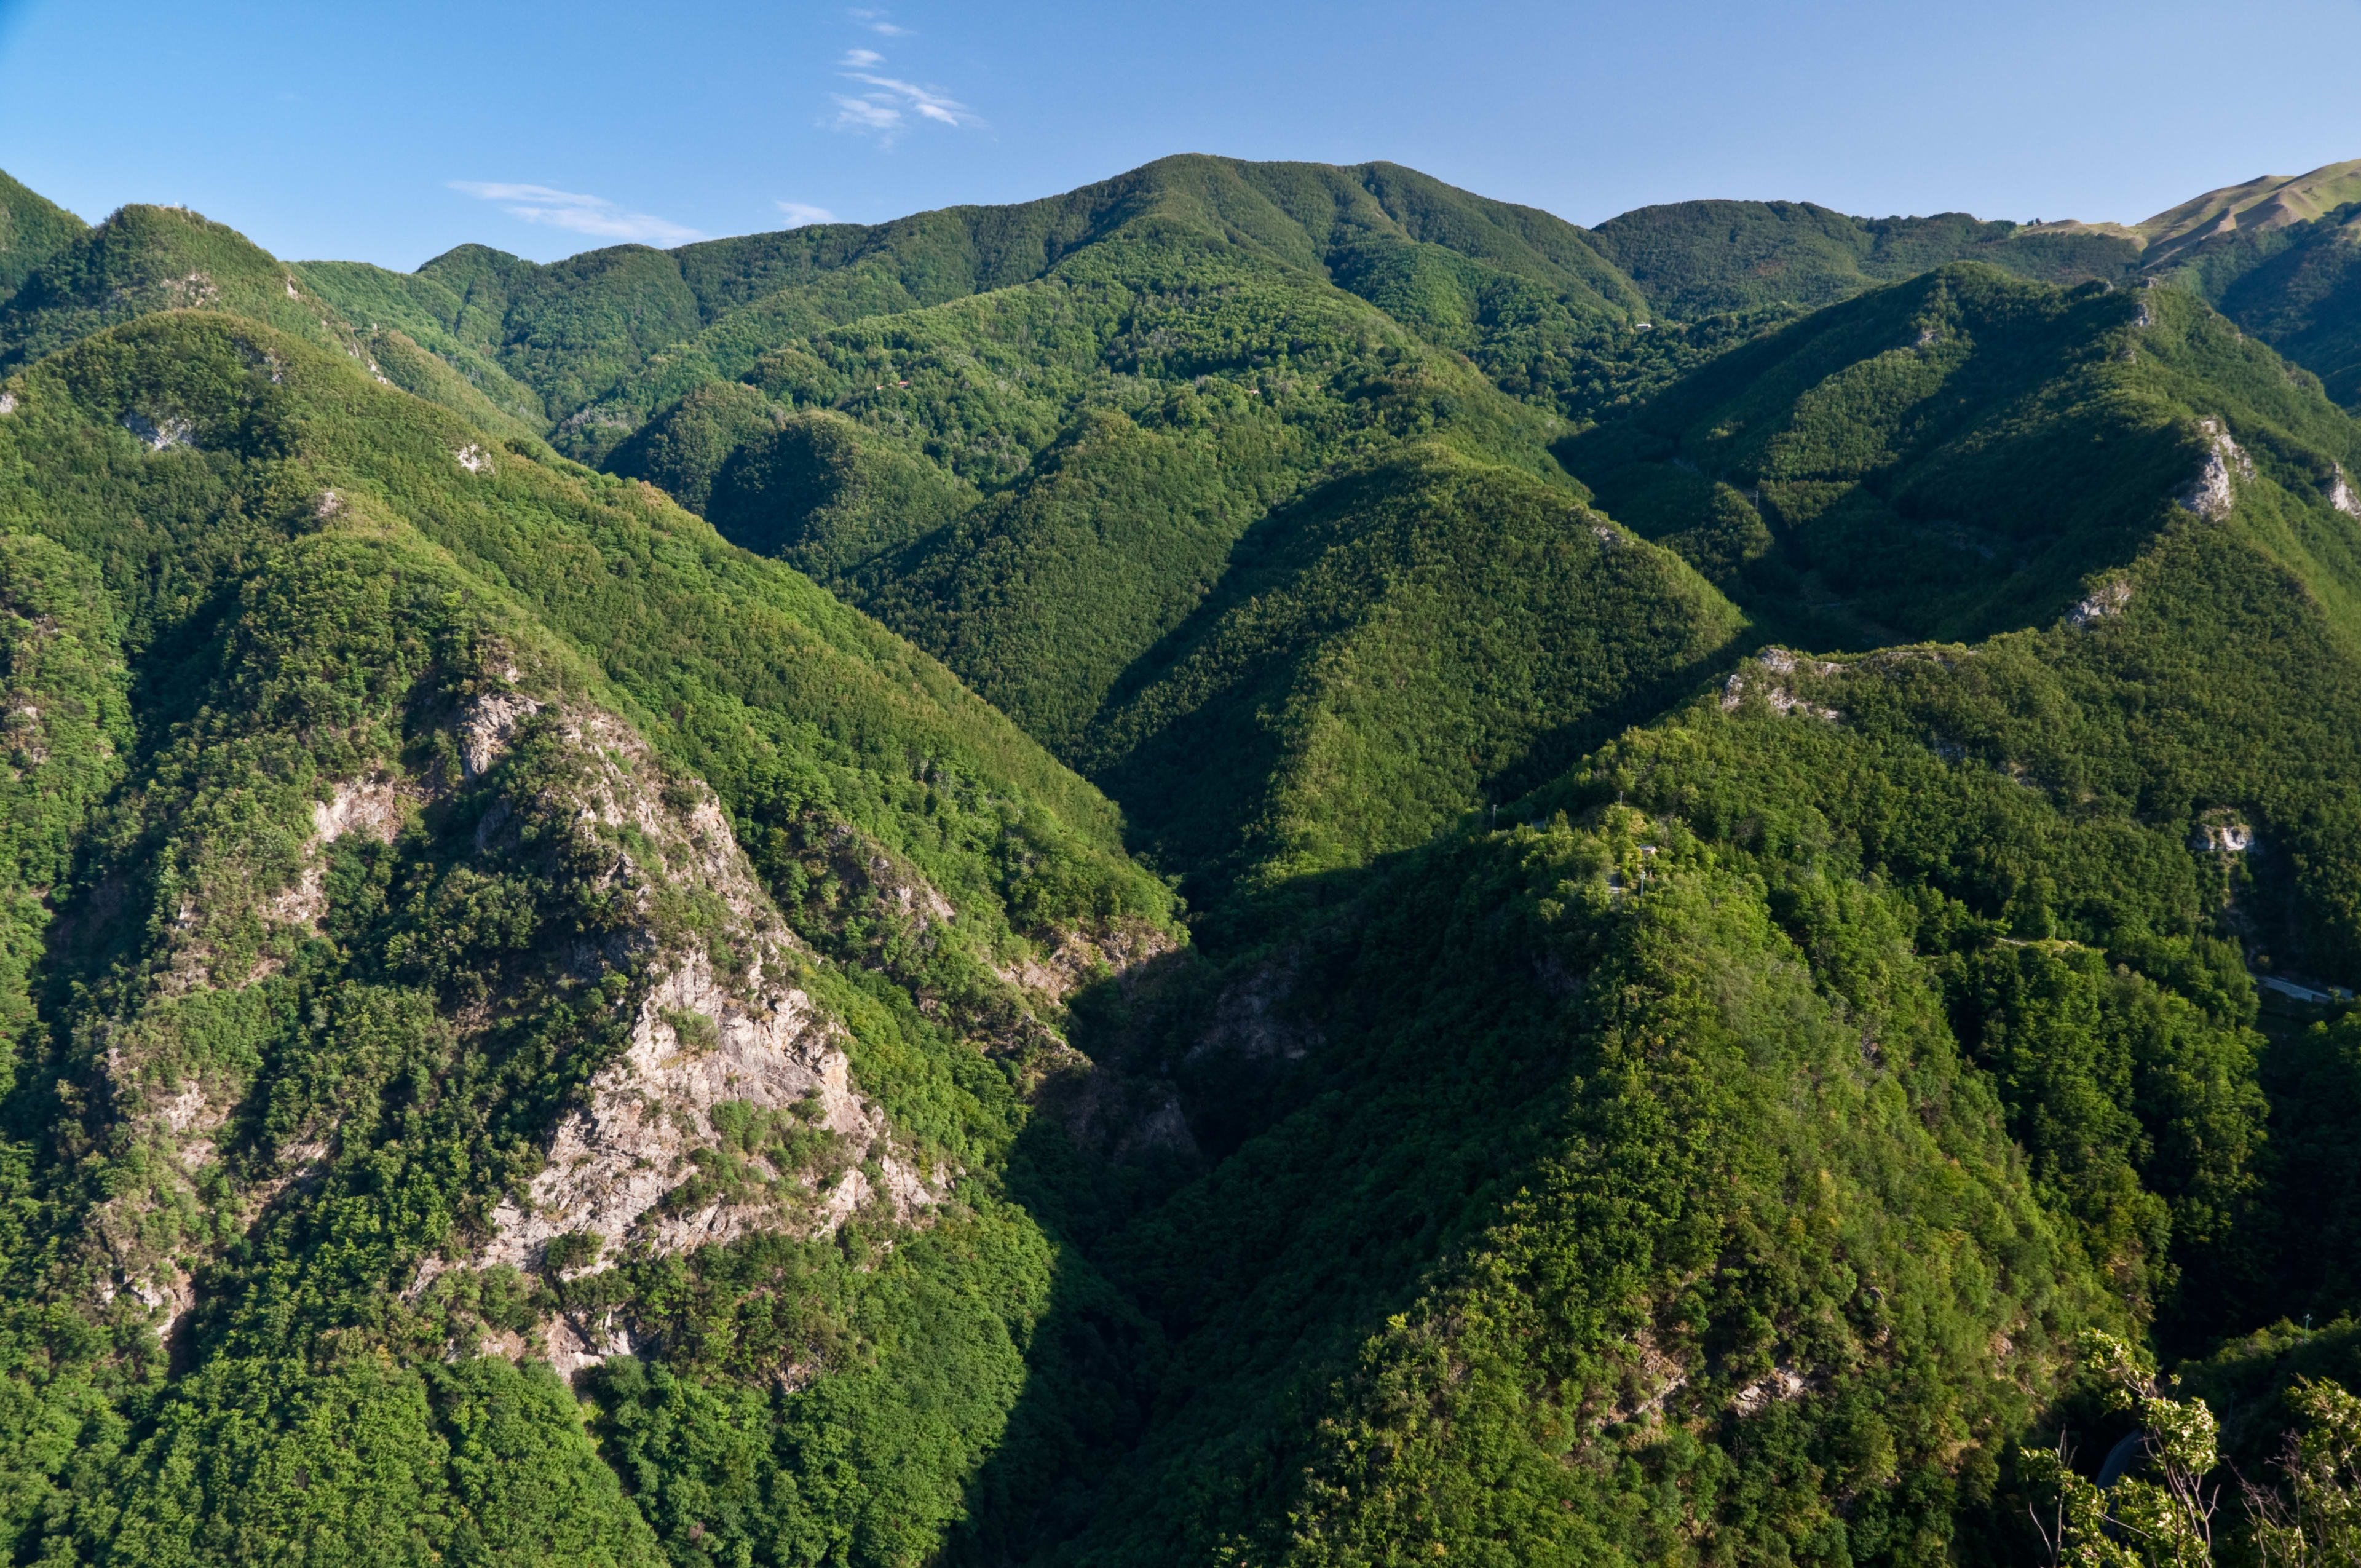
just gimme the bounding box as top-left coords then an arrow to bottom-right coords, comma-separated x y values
4,0 -> 2357,270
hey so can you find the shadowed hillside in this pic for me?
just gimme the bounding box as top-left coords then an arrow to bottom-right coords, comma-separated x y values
1565,263 -> 2361,646
0,170 -> 84,301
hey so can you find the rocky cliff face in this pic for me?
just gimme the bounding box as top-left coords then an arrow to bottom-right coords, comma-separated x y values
66,593 -> 941,1368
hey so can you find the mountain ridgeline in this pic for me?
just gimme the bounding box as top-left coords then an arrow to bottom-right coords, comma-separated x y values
0,152 -> 2359,1566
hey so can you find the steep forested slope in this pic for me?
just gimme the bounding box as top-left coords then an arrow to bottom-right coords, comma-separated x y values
0,170 -> 84,301
1560,260 -> 2361,982
588,185 -> 1742,916
0,309 -> 1182,1562
1076,444 -> 1741,917
2150,199 -> 2361,406
908,259 -> 2361,1568
935,256 -> 2361,1566
287,255 -> 552,429
1566,264 -> 2361,646
2050,160 -> 2361,408
0,154 -> 2359,1568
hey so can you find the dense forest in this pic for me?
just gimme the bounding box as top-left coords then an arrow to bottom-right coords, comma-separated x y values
0,152 -> 2359,1564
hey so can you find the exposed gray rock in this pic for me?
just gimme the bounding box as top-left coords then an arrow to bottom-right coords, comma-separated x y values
2068,579 -> 2132,626
121,411 -> 195,451
2178,418 -> 2252,519
2330,464 -> 2361,518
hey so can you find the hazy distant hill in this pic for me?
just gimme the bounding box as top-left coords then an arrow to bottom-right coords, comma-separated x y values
2134,158 -> 2361,270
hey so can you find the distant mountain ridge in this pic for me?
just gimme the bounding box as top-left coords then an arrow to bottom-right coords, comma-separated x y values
8,153 -> 2360,445
288,156 -> 1652,451
2134,157 -> 2361,265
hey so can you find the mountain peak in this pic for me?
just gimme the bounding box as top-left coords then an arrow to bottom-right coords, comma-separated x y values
0,167 -> 89,301
2135,156 -> 2361,261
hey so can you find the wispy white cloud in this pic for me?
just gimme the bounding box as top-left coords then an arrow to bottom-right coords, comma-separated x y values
825,11 -> 974,145
447,181 -> 701,245
829,94 -> 904,135
831,72 -> 977,136
776,201 -> 839,227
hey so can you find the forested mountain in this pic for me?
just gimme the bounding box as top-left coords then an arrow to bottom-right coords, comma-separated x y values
279,156 -> 1648,456
0,152 -> 2359,1566
1580,200 -> 2146,318
0,170 -> 84,300
2133,160 -> 2361,271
